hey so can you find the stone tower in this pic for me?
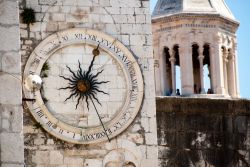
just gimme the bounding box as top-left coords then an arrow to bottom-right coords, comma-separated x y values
152,0 -> 240,98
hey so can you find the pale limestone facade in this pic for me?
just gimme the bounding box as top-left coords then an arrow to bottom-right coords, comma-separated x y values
153,0 -> 240,98
19,0 -> 158,167
0,0 -> 24,166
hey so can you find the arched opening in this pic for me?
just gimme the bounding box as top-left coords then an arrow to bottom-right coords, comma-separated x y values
173,45 -> 181,95
176,66 -> 181,95
203,44 -> 213,94
192,44 -> 201,94
163,47 -> 172,96
162,45 -> 181,96
123,162 -> 136,167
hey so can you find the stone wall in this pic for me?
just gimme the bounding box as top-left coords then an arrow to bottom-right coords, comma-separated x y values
20,0 -> 158,166
0,0 -> 24,166
157,97 -> 250,167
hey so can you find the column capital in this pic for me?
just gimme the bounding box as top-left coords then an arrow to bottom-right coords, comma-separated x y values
222,50 -> 229,62
198,55 -> 205,61
227,52 -> 235,61
169,57 -> 176,62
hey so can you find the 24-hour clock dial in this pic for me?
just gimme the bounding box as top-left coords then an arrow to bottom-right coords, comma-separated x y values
23,28 -> 143,144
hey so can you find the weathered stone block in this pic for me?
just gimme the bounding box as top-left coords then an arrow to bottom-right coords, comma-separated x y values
0,74 -> 22,105
145,132 -> 158,145
76,0 -> 92,6
1,119 -> 10,131
104,7 -> 120,15
140,159 -> 158,167
64,157 -> 83,165
27,0 -> 41,12
1,132 -> 24,163
120,7 -> 134,14
20,29 -> 28,38
0,26 -> 20,51
0,1 -> 19,24
136,15 -> 146,24
105,24 -> 120,35
130,35 -> 145,46
147,145 -> 158,159
50,151 -> 64,164
84,159 -> 102,167
110,0 -> 141,8
112,15 -> 127,24
32,151 -> 49,164
127,15 -> 136,24
99,0 -> 110,7
1,51 -> 20,74
51,13 -> 66,22
100,15 -> 114,23
135,7 -> 150,15
46,22 -> 58,32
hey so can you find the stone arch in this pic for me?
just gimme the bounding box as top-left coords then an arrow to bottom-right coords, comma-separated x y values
103,139 -> 141,167
161,44 -> 181,96
103,149 -> 139,167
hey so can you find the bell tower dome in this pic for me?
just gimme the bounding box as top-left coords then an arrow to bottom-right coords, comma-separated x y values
152,0 -> 240,98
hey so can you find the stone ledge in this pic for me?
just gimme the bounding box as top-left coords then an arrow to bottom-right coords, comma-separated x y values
156,97 -> 250,114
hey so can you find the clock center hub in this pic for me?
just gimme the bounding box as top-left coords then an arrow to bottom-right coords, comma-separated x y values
77,80 -> 90,93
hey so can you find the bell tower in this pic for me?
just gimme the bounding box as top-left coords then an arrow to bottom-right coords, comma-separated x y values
152,0 -> 240,98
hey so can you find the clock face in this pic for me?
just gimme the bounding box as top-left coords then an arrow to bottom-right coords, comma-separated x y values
23,28 -> 143,144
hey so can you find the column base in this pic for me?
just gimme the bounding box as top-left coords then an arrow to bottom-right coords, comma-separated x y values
181,85 -> 193,96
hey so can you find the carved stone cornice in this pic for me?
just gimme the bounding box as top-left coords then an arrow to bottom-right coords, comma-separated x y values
152,13 -> 239,28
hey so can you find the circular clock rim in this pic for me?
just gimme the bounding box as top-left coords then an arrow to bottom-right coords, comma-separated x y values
23,28 -> 144,144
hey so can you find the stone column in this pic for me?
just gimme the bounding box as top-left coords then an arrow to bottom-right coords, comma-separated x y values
169,55 -> 176,96
209,46 -> 215,93
0,0 -> 24,166
213,43 -> 226,95
179,44 -> 194,95
198,44 -> 206,94
198,49 -> 205,94
233,42 -> 240,97
223,49 -> 229,95
228,52 -> 236,97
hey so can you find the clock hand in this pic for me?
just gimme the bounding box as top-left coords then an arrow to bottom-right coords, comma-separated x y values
90,97 -> 111,142
86,44 -> 100,76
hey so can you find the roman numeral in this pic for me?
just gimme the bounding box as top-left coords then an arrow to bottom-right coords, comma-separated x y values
59,129 -> 63,134
62,36 -> 68,41
46,121 -> 52,127
36,110 -> 44,118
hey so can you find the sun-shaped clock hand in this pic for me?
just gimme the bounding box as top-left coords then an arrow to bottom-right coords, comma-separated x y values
59,44 -> 111,142
58,43 -> 109,110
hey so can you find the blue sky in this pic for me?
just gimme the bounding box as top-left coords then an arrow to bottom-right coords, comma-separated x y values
150,0 -> 250,98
